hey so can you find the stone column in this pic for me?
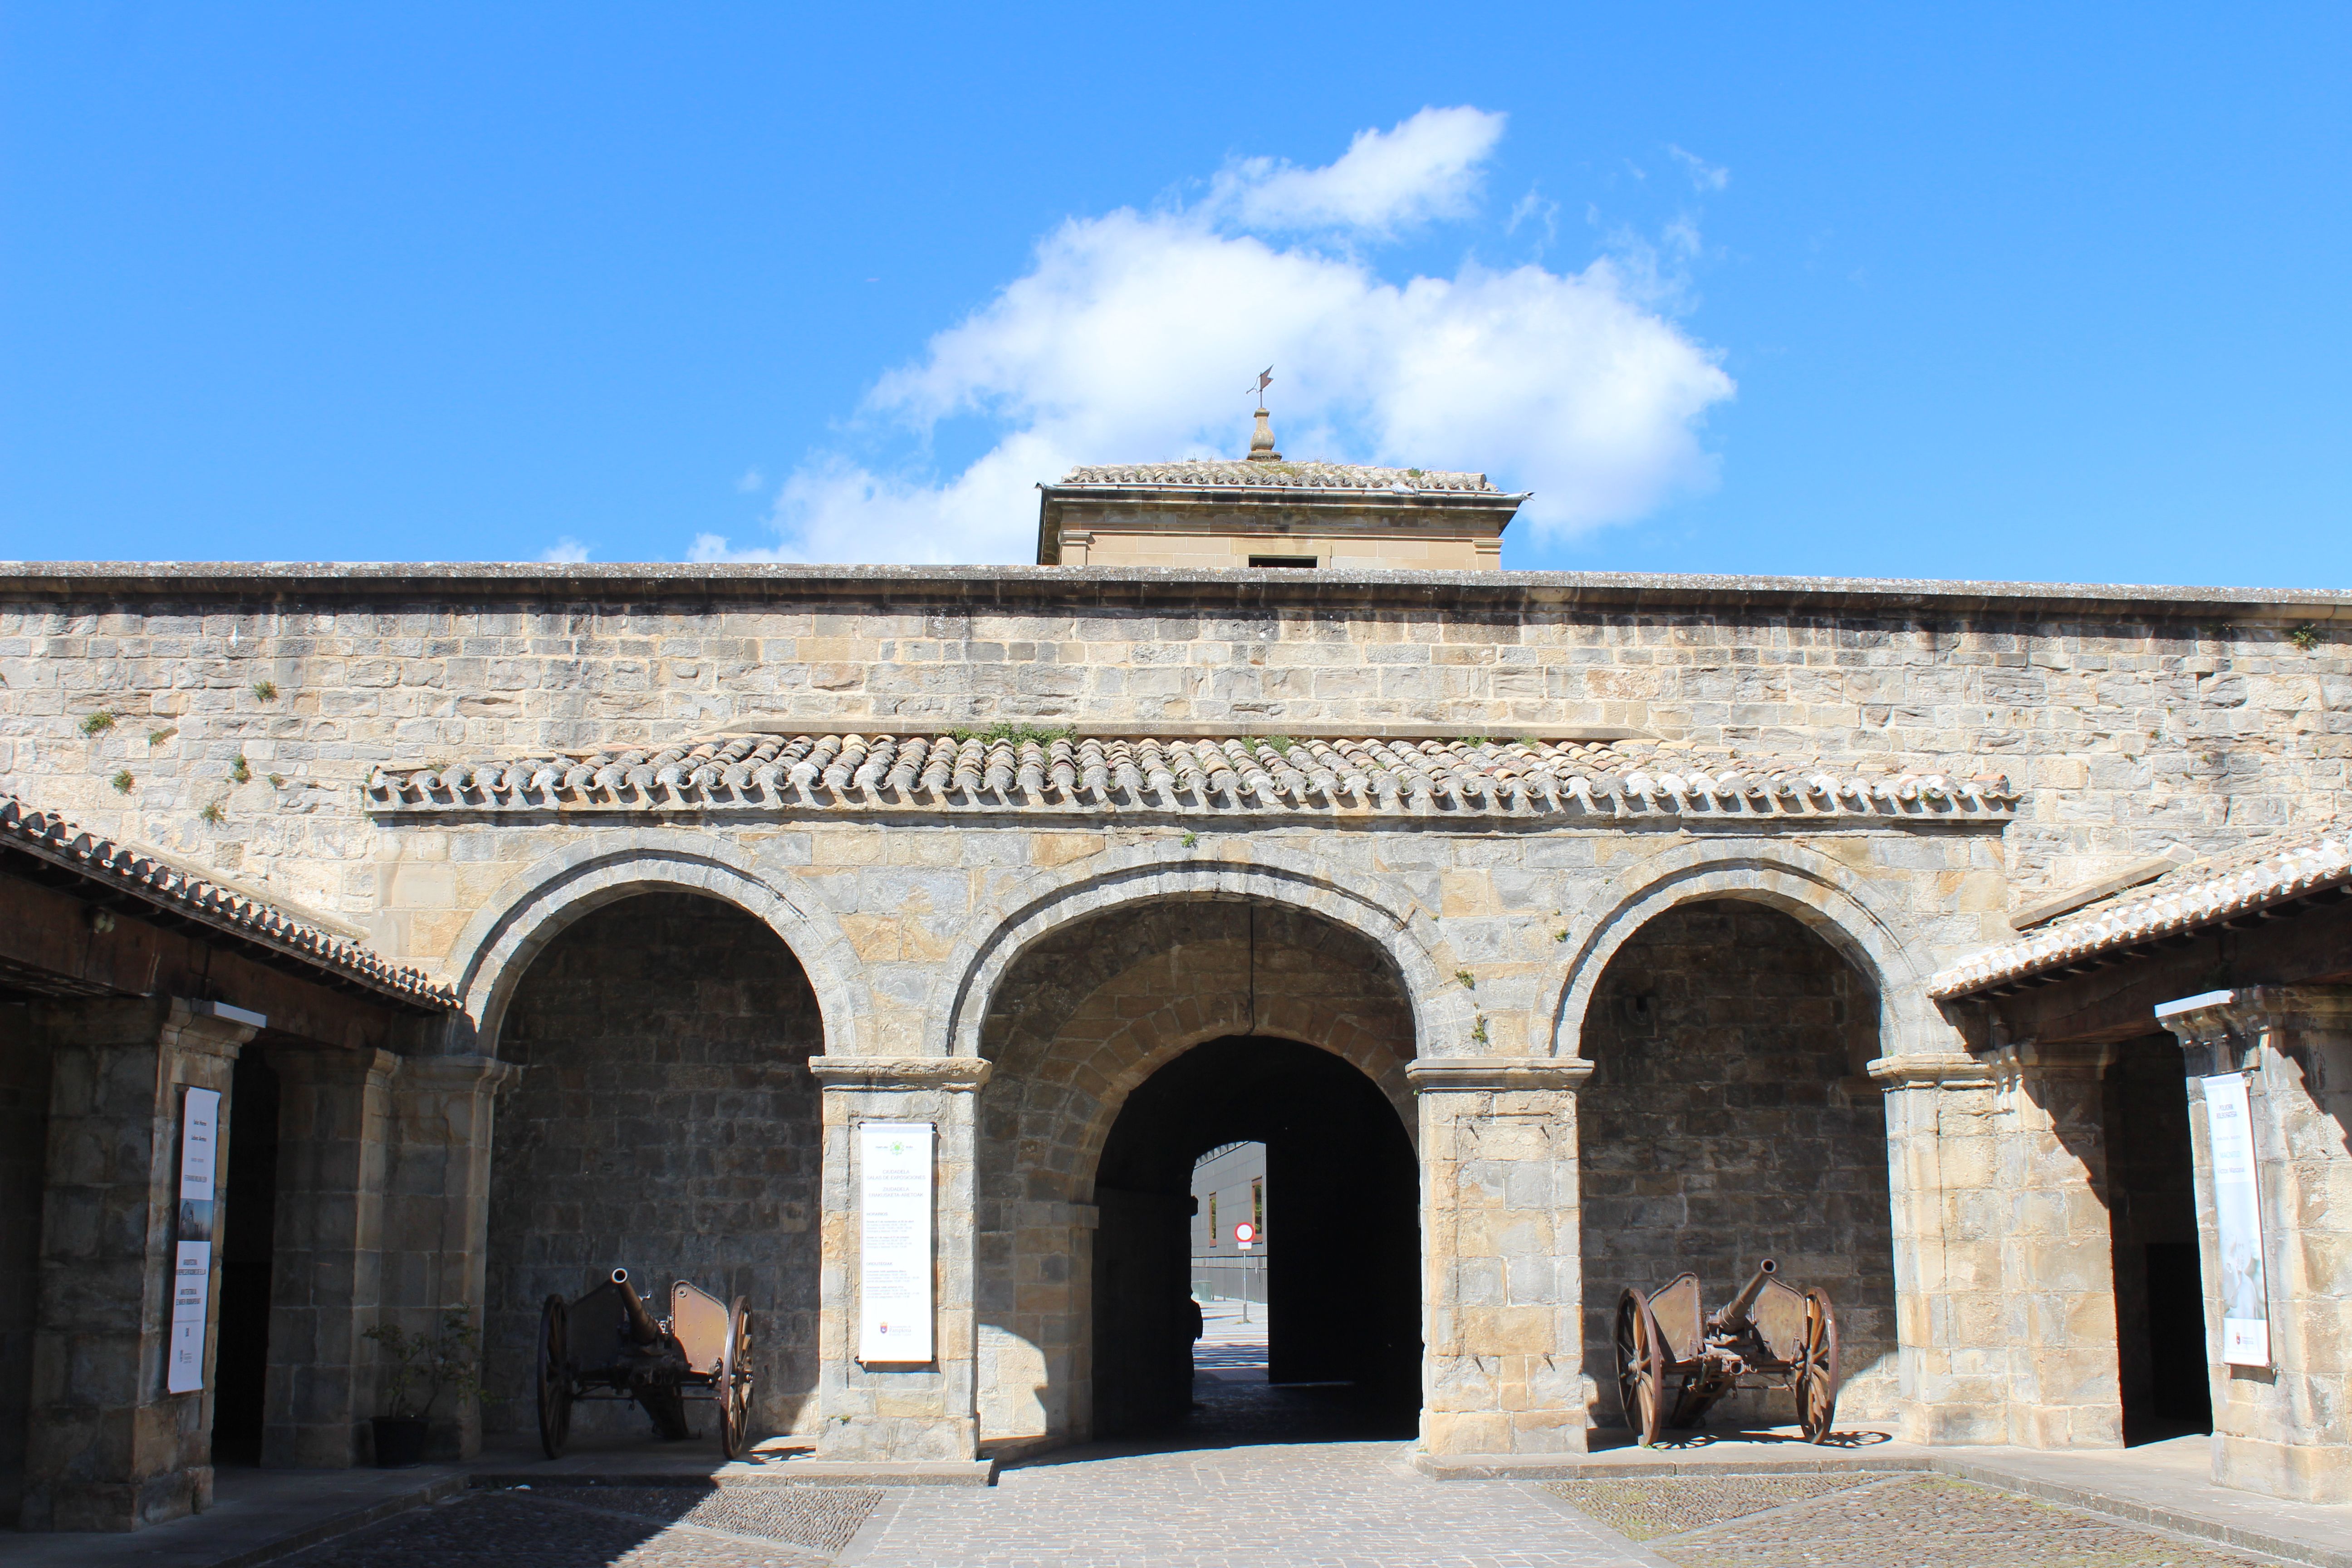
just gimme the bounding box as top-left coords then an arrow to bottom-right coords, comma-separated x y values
2156,987 -> 2352,1504
380,1054 -> 514,1461
22,996 -> 260,1532
1412,1056 -> 1591,1456
1871,1053 -> 2006,1444
261,1047 -> 397,1468
809,1054 -> 987,1462
1990,1041 -> 2124,1448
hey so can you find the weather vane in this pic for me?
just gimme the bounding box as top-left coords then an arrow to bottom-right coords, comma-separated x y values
1247,366 -> 1272,407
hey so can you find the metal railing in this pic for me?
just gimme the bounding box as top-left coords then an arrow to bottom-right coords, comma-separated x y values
1191,1255 -> 1266,1306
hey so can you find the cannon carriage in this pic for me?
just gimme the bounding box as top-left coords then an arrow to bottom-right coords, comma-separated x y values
1616,1259 -> 1841,1446
535,1268 -> 755,1460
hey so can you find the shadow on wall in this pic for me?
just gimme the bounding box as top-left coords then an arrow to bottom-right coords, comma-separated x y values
483,892 -> 823,1446
1579,897 -> 1897,1432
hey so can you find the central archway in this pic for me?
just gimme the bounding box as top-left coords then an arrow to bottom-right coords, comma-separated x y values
1091,1035 -> 1420,1439
970,894 -> 1423,1451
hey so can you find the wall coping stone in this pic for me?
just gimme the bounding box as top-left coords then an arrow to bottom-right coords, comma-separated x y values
808,1055 -> 993,1091
1408,1056 -> 1596,1091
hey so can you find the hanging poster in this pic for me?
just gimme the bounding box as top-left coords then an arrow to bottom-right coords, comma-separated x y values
2203,1073 -> 2270,1367
168,1086 -> 221,1395
857,1121 -> 934,1364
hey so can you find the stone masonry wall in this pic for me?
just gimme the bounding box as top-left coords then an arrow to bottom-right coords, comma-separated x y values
484,892 -> 823,1441
1579,899 -> 1899,1427
1,582 -> 2346,956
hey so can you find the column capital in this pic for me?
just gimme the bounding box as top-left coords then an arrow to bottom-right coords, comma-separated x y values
160,995 -> 265,1059
1868,1052 -> 1999,1088
1407,1055 -> 1593,1092
2156,985 -> 2352,1072
807,1054 -> 992,1092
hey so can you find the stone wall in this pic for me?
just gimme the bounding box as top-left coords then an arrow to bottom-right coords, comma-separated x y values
0,1004 -> 49,1515
3,574 -> 2345,958
484,892 -> 823,1441
1579,899 -> 1898,1428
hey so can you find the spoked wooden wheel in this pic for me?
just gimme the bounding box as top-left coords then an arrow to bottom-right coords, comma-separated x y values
535,1294 -> 573,1460
1615,1288 -> 1666,1448
718,1298 -> 755,1460
1795,1286 -> 1842,1445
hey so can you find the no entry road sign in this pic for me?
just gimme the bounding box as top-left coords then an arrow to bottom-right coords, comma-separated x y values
1234,1221 -> 1256,1250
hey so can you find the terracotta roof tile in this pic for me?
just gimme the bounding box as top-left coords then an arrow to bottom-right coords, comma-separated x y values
365,733 -> 2017,822
0,794 -> 459,1009
1931,826 -> 2352,997
1059,461 -> 1505,494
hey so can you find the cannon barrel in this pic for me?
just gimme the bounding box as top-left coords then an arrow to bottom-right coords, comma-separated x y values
1708,1259 -> 1779,1338
610,1268 -> 662,1346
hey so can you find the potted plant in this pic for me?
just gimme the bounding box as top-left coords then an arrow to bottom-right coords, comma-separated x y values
364,1305 -> 489,1467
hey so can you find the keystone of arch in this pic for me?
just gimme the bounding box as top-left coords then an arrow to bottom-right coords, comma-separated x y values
442,828 -> 865,1057
1546,837 -> 1953,1062
939,841 -> 1468,1062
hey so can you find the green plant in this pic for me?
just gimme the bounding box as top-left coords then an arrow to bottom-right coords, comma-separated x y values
1455,969 -> 1477,990
252,679 -> 279,701
1180,831 -> 1199,849
1470,1014 -> 1490,1047
199,802 -> 226,826
110,769 -> 135,794
949,721 -> 1073,746
1258,735 -> 1297,757
147,726 -> 177,745
80,710 -> 116,735
269,773 -> 285,788
2290,624 -> 2324,652
364,1305 -> 491,1422
1456,735 -> 1492,747
231,755 -> 251,783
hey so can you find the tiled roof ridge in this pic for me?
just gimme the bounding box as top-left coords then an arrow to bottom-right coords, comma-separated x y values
365,732 -> 2017,822
1931,823 -> 2352,997
1060,460 -> 1502,494
0,794 -> 461,1010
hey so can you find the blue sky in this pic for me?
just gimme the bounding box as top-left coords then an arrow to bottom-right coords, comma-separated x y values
3,4 -> 2345,585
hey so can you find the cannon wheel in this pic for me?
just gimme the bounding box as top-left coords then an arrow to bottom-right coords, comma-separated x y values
718,1298 -> 755,1460
535,1294 -> 573,1460
1795,1287 -> 1842,1444
1615,1288 -> 1667,1448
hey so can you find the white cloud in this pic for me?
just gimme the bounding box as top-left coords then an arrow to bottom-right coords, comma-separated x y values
540,537 -> 593,563
735,466 -> 766,493
1205,107 -> 1506,236
703,108 -> 1735,565
1668,144 -> 1730,192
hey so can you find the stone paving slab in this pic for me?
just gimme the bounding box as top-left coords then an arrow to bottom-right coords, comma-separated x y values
274,1489 -> 837,1568
1546,1473 -> 2297,1568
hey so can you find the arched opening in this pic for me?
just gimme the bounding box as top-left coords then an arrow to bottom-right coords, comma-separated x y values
1579,897 -> 1898,1435
1092,1035 -> 1420,1441
971,896 -> 1421,1451
482,891 -> 824,1449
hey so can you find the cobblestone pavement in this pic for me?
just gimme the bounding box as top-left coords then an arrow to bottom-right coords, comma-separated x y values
278,1486 -> 875,1568
853,1441 -> 1647,1568
1548,1473 -> 2291,1567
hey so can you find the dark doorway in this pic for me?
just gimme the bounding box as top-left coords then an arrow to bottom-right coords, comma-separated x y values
211,1049 -> 280,1465
1090,1036 -> 1419,1442
2105,1033 -> 2213,1443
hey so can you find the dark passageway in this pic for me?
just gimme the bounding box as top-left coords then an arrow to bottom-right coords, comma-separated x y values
1090,1035 -> 1419,1443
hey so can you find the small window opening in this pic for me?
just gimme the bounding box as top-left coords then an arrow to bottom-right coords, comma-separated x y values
1247,555 -> 1318,568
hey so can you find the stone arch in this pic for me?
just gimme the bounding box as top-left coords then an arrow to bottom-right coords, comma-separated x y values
444,829 -> 865,1057
1547,838 -> 1950,1063
941,842 -> 1463,1063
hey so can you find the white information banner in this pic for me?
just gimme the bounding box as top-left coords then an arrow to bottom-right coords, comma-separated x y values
2203,1073 -> 2271,1367
168,1086 -> 221,1395
857,1121 -> 935,1364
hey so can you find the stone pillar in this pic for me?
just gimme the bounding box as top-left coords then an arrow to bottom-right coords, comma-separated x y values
1990,1041 -> 2124,1448
22,996 -> 260,1532
380,1054 -> 514,1461
1872,1053 -> 2006,1444
2156,987 -> 2352,1504
261,1047 -> 397,1468
1411,1056 -> 1591,1456
809,1054 -> 987,1461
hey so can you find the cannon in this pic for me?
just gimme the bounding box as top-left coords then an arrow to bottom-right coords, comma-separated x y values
1615,1259 -> 1840,1446
535,1268 -> 755,1460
